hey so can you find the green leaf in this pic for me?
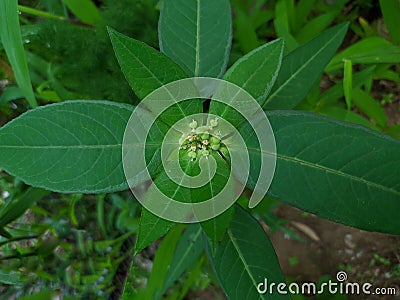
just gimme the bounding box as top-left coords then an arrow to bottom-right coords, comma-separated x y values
0,101 -> 132,193
135,208 -> 176,254
0,188 -> 50,228
157,224 -> 204,298
233,6 -> 260,53
0,227 -> 12,239
373,65 -> 400,82
0,0 -> 37,107
0,270 -> 20,285
0,86 -> 24,105
225,39 -> 284,105
294,0 -> 316,29
109,28 -> 203,129
343,59 -> 352,110
264,22 -> 348,109
251,111 -> 400,234
159,0 -> 232,78
142,225 -> 185,300
295,10 -> 339,44
108,28 -> 188,100
274,19 -> 299,53
19,291 -> 53,300
379,0 -> 400,44
274,0 -> 295,33
352,88 -> 387,128
318,106 -> 379,131
201,207 -> 234,245
209,39 -> 283,122
207,205 -> 289,300
326,37 -> 400,72
318,65 -> 375,106
62,0 -> 103,25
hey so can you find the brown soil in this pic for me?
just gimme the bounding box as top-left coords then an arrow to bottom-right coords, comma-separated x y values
268,205 -> 400,300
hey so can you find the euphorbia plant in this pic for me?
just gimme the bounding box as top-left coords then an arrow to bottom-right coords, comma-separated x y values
0,0 -> 399,299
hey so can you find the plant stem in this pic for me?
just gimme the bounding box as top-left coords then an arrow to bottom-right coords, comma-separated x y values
18,5 -> 67,22
17,5 -> 93,28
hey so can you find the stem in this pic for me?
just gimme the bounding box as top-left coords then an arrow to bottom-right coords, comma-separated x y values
18,5 -> 67,22
17,5 -> 93,28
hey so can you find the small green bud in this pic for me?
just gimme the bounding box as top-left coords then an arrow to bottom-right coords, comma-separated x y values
189,120 -> 197,129
211,143 -> 220,151
202,150 -> 210,156
210,118 -> 218,127
219,146 -> 229,157
188,151 -> 197,159
200,132 -> 209,140
209,136 -> 220,144
196,126 -> 209,134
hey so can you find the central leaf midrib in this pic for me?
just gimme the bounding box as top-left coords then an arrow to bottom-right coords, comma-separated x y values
227,229 -> 264,299
247,147 -> 400,196
194,0 -> 201,77
166,226 -> 202,281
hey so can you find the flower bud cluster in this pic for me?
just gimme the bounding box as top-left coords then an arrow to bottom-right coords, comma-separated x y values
179,118 -> 228,161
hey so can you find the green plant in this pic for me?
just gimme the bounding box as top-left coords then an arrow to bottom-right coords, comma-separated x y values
1,0 -> 400,299
230,0 -> 400,139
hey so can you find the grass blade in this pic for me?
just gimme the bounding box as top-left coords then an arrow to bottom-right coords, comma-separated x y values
0,0 -> 37,107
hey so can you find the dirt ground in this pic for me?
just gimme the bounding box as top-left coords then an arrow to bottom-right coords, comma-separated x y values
268,205 -> 400,300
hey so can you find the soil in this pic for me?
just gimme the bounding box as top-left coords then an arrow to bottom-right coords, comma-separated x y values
268,205 -> 400,300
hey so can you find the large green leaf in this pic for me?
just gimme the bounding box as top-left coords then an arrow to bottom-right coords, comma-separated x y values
244,111 -> 400,234
208,205 -> 289,300
0,0 -> 37,107
210,38 -> 283,113
135,209 -> 176,254
0,101 -> 132,193
264,22 -> 348,110
108,27 -> 188,100
209,39 -> 283,130
159,0 -> 232,78
109,28 -> 203,127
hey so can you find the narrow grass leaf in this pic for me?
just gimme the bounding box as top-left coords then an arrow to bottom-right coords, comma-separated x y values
343,59 -> 352,110
0,0 -> 37,107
